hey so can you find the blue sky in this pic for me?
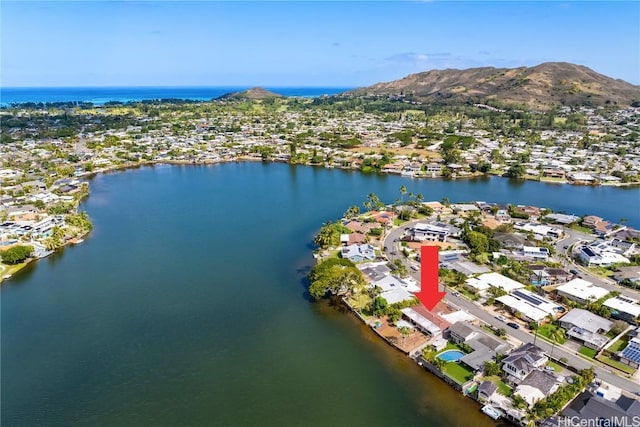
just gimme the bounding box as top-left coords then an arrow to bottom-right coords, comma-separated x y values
2,1 -> 639,87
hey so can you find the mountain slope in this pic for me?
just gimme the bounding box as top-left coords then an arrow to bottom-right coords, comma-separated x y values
347,62 -> 640,109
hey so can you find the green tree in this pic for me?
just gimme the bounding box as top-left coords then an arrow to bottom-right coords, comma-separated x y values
363,193 -> 384,212
343,205 -> 360,219
505,163 -> 526,179
372,296 -> 389,317
1,245 -> 34,264
308,258 -> 365,300
512,394 -> 527,410
483,360 -> 501,376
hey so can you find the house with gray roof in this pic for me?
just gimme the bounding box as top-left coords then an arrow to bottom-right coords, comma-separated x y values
562,391 -> 640,427
501,343 -> 548,383
341,244 -> 375,262
559,308 -> 613,333
515,369 -> 562,407
477,381 -> 498,403
446,322 -> 512,371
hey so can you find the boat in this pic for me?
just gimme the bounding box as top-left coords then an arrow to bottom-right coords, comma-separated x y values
481,404 -> 503,420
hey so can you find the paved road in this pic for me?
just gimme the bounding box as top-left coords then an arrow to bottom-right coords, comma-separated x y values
554,228 -> 640,299
382,221 -> 640,392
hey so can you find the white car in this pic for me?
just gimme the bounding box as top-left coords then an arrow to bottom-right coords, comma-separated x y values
495,315 -> 507,322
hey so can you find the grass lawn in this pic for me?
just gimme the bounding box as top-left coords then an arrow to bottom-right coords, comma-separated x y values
443,362 -> 474,384
537,324 -> 567,344
393,218 -> 407,226
578,346 -> 598,359
443,341 -> 465,352
0,262 -> 27,279
459,287 -> 479,301
569,224 -> 593,234
347,293 -> 372,312
546,361 -> 563,372
608,338 -> 629,353
485,375 -> 512,396
596,355 -> 636,375
587,267 -> 616,279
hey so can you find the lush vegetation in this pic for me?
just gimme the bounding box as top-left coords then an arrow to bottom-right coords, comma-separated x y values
1,245 -> 34,264
307,258 -> 366,300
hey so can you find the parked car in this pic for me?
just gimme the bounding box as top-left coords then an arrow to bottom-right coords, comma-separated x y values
507,322 -> 520,329
495,315 -> 507,322
570,269 -> 579,275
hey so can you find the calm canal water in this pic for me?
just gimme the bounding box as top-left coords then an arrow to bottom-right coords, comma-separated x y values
2,163 -> 638,426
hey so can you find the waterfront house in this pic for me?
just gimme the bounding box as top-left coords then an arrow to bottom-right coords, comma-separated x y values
514,370 -> 561,407
501,343 -> 548,384
341,244 -> 376,262
446,322 -> 512,371
477,381 -> 498,403
401,305 -> 450,339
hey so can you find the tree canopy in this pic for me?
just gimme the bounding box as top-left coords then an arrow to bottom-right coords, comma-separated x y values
308,258 -> 366,300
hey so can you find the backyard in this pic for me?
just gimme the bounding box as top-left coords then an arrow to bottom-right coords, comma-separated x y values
443,362 -> 475,384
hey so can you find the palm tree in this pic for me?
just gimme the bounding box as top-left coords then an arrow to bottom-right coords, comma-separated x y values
434,357 -> 447,371
549,328 -> 566,360
399,185 -> 407,204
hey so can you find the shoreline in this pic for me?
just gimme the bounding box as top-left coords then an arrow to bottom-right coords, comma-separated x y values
3,158 -> 637,284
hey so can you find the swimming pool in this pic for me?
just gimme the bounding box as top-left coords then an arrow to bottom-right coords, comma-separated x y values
437,350 -> 465,362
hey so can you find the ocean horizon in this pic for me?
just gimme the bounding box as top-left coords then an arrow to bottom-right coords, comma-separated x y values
0,86 -> 353,106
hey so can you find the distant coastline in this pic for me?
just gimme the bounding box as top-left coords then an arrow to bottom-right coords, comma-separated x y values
0,86 -> 353,106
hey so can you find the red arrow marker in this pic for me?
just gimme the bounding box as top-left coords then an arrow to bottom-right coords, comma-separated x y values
415,245 -> 445,311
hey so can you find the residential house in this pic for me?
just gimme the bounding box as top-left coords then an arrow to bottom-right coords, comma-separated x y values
401,305 -> 451,338
613,266 -> 640,286
410,223 -> 449,242
520,246 -> 550,261
496,289 -> 563,322
619,337 -> 640,369
341,244 -> 376,262
514,370 -> 562,407
559,309 -> 613,350
582,215 -> 604,229
603,296 -> 640,324
495,210 -> 511,223
477,381 -> 499,403
578,244 -> 630,267
501,343 -> 548,384
562,391 -> 640,427
556,278 -> 609,305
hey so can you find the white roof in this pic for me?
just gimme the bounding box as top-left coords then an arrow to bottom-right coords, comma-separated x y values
372,275 -> 405,292
441,310 -> 476,324
465,277 -> 491,292
475,272 -> 525,293
556,279 -> 609,301
381,287 -> 414,305
604,297 -> 640,318
523,246 -> 549,254
413,223 -> 449,234
496,295 -> 549,321
401,307 -> 442,335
